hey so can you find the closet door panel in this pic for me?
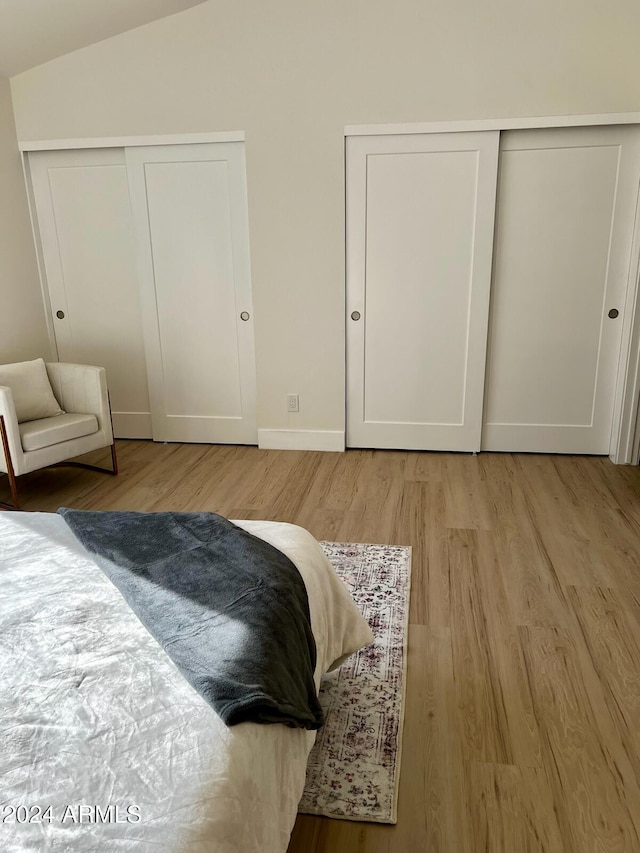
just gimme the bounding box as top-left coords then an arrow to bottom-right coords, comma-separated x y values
28,149 -> 152,439
126,143 -> 257,444
483,126 -> 640,453
144,160 -> 242,418
364,149 -> 476,424
346,131 -> 499,451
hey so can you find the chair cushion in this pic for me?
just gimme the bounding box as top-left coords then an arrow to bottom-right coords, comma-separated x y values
0,358 -> 64,423
19,413 -> 99,452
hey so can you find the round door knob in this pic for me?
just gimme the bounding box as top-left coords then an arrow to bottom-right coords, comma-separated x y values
608,308 -> 619,319
240,311 -> 250,321
351,311 -> 361,321
56,310 -> 65,319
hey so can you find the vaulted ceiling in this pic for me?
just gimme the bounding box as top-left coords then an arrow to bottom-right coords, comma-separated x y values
0,0 -> 208,77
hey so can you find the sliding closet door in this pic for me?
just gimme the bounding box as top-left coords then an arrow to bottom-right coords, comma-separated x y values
28,149 -> 152,439
346,131 -> 500,451
125,143 -> 257,444
483,126 -> 640,454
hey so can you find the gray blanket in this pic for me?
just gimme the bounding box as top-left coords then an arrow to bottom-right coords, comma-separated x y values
57,508 -> 323,730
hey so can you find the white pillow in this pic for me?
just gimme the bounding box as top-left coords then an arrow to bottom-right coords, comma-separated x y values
0,358 -> 64,424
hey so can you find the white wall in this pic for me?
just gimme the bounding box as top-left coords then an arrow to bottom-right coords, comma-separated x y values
0,77 -> 49,363
10,0 -> 640,435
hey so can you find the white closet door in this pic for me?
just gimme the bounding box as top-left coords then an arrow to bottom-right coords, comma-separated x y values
483,126 -> 640,454
125,143 -> 257,444
346,131 -> 500,451
28,149 -> 152,439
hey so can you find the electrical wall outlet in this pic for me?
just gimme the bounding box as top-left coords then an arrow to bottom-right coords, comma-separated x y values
287,393 -> 299,412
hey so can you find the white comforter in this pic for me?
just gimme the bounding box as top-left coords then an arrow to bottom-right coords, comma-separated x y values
0,512 -> 373,853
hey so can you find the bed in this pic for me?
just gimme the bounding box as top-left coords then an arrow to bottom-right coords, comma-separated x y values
0,510 -> 373,853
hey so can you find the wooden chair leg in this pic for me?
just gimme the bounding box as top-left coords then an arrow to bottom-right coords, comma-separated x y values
55,444 -> 118,476
107,390 -> 117,475
0,414 -> 20,510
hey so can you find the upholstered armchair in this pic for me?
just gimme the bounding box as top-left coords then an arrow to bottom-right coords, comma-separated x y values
0,360 -> 117,510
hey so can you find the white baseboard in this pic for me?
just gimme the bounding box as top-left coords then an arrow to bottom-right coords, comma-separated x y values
258,429 -> 345,452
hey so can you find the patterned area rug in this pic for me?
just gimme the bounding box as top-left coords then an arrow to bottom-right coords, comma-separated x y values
298,542 -> 411,824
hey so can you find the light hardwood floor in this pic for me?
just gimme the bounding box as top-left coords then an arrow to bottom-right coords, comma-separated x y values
7,442 -> 640,853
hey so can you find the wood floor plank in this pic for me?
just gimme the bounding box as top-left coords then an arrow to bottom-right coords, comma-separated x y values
551,455 -> 616,509
288,815 -> 371,853
423,482 -> 450,630
479,454 -> 570,628
448,527 -> 542,768
576,504 -> 640,603
464,762 -> 564,853
567,585 -> 640,790
243,449 -> 318,512
475,530 -> 543,768
404,451 -> 443,483
449,528 -> 514,764
443,454 -> 492,531
321,449 -> 368,512
519,625 -> 640,852
388,480 -> 449,628
517,455 -> 616,588
590,457 -> 640,528
343,482 -> 405,545
407,625 -> 468,853
264,451 -> 324,521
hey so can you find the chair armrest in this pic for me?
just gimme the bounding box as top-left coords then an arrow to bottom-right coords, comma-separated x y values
0,386 -> 26,474
45,363 -> 113,442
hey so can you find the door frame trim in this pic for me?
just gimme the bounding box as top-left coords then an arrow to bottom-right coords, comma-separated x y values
614,183 -> 640,463
345,112 -> 640,138
18,131 -> 244,152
